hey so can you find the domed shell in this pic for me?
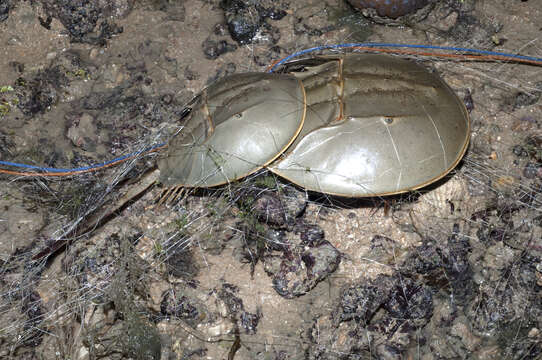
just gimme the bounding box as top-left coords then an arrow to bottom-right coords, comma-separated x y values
159,73 -> 306,187
269,54 -> 470,197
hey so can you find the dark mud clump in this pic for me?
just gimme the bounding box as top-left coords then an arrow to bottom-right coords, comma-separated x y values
441,2 -> 502,48
465,252 -> 542,358
162,282 -> 261,335
346,0 -> 429,19
203,0 -> 286,60
438,224 -> 474,303
15,66 -> 68,116
264,222 -> 341,298
307,274 -> 433,358
218,283 -> 261,334
20,290 -> 45,348
335,275 -> 433,328
512,135 -> 542,181
161,288 -> 205,325
399,224 -> 474,306
41,0 -> 127,44
13,50 -> 90,117
502,82 -> 542,112
148,0 -> 185,21
0,0 -> 13,22
513,81 -> 542,109
251,192 -> 289,226
304,216 -> 540,358
346,0 -> 435,26
246,183 -> 308,227
220,0 -> 287,45
523,161 -> 541,179
231,181 -> 339,298
0,130 -> 15,158
524,135 -> 541,163
231,182 -> 308,267
336,275 -> 397,324
202,38 -> 237,60
163,246 -> 200,280
83,312 -> 161,360
61,232 -> 162,359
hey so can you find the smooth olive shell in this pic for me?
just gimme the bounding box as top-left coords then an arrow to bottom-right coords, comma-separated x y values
269,54 -> 470,197
158,73 -> 306,187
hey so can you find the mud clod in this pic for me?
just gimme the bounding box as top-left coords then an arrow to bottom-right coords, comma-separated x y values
466,261 -> 541,340
164,246 -> 199,279
42,0 -> 124,44
337,275 -> 395,323
297,223 -> 325,247
523,162 -> 541,179
0,0 -> 12,22
264,229 -> 287,251
463,88 -> 474,112
252,193 -> 287,225
123,316 -> 162,360
160,290 -> 200,321
21,291 -> 44,347
325,274 -> 433,357
513,144 -> 529,157
16,66 -> 68,115
242,183 -> 307,227
524,135 -> 542,162
220,0 -> 287,45
446,10 -> 502,48
514,82 -> 542,108
347,0 -> 429,19
269,238 -> 340,298
184,65 -> 200,81
221,0 -> 261,45
399,227 -> 473,305
218,283 -> 261,334
202,38 -> 237,60
383,277 -> 433,327
400,241 -> 443,275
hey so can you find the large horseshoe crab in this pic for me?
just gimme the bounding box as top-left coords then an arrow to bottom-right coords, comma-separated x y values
158,53 -> 470,200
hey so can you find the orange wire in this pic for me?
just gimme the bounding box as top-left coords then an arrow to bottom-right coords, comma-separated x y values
350,46 -> 542,65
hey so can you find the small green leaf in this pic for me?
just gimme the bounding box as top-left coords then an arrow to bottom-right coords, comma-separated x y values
0,85 -> 14,93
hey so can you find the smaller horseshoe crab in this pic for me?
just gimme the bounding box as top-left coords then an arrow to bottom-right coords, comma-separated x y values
158,54 -> 470,200
158,72 -> 306,201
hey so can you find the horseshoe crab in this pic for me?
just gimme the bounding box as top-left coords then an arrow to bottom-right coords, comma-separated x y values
159,54 -> 470,199
158,72 -> 306,191
269,54 -> 470,196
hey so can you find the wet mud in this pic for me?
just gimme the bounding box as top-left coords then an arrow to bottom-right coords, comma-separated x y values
1,0 -> 541,359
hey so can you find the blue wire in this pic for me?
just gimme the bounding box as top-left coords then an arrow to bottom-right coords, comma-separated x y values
0,143 -> 165,173
267,42 -> 542,72
2,42 -> 541,174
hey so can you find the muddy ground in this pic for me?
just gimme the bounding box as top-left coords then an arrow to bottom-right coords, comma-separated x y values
0,0 -> 541,359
